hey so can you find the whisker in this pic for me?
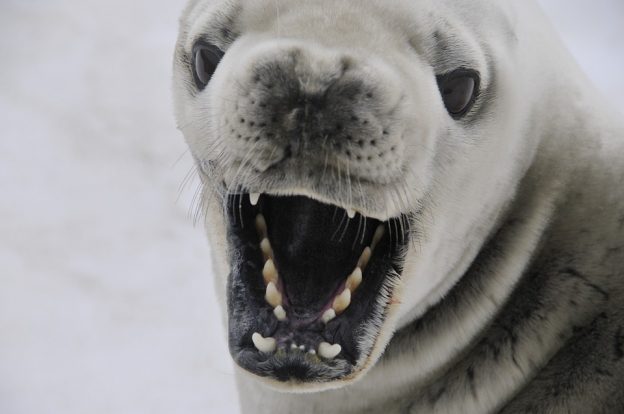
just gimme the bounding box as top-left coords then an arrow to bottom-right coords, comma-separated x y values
356,177 -> 367,245
352,213 -> 363,250
392,216 -> 399,247
387,210 -> 394,247
331,210 -> 347,241
337,210 -> 351,243
177,164 -> 199,203
332,206 -> 339,222
238,191 -> 244,228
171,148 -> 190,169
345,157 -> 352,211
189,181 -> 205,225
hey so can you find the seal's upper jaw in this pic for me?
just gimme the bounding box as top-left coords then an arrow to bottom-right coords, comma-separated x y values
225,192 -> 409,387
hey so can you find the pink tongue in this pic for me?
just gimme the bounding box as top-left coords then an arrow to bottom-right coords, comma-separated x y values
264,196 -> 376,311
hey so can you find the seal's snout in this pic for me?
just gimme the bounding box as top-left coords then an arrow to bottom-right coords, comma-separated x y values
218,41 -> 406,185
237,45 -> 369,160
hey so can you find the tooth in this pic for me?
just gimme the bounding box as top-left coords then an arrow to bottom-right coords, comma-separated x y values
308,349 -> 316,355
371,225 -> 385,251
332,288 -> 351,314
255,214 -> 267,238
346,267 -> 363,292
250,193 -> 260,206
321,308 -> 336,324
262,259 -> 278,285
347,209 -> 356,219
291,343 -> 298,350
299,345 -> 306,351
252,332 -> 277,353
357,247 -> 372,269
260,238 -> 273,260
273,305 -> 287,321
265,282 -> 282,307
318,342 -> 342,359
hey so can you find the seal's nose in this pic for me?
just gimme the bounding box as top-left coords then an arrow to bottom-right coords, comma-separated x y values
251,47 -> 356,157
281,94 -> 331,156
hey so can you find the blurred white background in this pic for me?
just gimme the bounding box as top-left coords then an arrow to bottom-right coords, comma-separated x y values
0,1 -> 622,413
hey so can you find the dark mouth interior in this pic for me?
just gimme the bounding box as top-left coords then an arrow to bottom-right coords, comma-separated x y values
225,193 -> 409,382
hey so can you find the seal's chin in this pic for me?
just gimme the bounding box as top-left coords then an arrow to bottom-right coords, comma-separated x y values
225,192 -> 409,388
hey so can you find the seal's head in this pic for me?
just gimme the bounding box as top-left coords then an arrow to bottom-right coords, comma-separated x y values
173,0 -> 534,391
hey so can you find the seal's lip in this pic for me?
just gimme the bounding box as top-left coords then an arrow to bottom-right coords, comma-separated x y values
224,192 -> 410,384
216,157 -> 415,221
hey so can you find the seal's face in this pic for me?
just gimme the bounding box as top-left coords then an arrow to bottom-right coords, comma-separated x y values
174,0 -> 524,390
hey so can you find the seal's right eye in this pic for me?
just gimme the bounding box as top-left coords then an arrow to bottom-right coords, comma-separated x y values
192,42 -> 224,90
436,69 -> 480,119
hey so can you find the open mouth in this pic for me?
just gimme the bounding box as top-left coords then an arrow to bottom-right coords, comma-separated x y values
225,192 -> 410,384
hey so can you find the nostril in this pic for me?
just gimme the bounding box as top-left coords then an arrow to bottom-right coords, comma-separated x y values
339,56 -> 353,74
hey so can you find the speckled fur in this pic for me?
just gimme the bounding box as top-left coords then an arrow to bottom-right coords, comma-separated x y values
173,0 -> 624,412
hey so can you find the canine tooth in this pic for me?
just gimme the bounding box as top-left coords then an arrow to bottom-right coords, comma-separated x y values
318,342 -> 342,360
262,259 -> 278,285
250,193 -> 260,206
265,282 -> 282,307
252,333 -> 276,353
332,288 -> 351,314
321,308 -> 336,324
260,238 -> 273,260
347,209 -> 356,219
371,225 -> 385,251
273,305 -> 287,321
346,267 -> 363,292
255,214 -> 267,238
357,247 -> 372,269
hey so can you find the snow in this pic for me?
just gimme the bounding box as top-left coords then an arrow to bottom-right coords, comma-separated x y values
0,1 -> 621,413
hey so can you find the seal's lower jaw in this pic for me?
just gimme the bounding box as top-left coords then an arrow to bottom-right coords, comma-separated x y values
224,193 -> 409,388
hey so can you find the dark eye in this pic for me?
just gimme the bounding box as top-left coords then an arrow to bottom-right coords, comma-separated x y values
436,69 -> 480,118
192,42 -> 224,90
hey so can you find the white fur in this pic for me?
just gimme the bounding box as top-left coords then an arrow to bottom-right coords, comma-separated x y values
173,0 -> 623,412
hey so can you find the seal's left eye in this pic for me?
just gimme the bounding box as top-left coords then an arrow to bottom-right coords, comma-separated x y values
437,69 -> 480,119
192,42 -> 224,90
